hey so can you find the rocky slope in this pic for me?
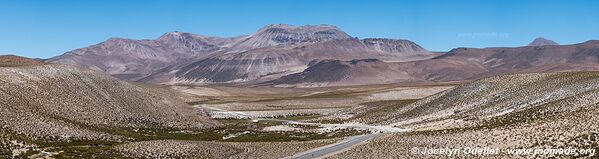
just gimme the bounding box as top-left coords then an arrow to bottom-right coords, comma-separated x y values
0,62 -> 218,141
331,71 -> 599,158
365,72 -> 599,127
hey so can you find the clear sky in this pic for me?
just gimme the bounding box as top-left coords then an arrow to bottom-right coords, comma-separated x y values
1,0 -> 598,58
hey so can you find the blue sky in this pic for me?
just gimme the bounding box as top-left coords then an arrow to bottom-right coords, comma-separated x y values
1,0 -> 598,58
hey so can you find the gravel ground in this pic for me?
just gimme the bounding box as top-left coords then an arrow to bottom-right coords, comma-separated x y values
328,72 -> 599,158
114,139 -> 339,159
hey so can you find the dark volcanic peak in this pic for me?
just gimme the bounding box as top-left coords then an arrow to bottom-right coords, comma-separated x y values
230,24 -> 352,51
271,58 -> 422,86
528,37 -> 559,46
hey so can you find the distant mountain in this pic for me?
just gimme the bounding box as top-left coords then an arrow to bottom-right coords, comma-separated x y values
268,40 -> 599,87
528,37 -> 559,46
228,24 -> 352,51
49,24 -> 599,87
49,24 -> 436,83
46,32 -> 238,80
385,40 -> 598,82
146,38 -> 435,84
415,40 -> 599,81
362,38 -> 431,57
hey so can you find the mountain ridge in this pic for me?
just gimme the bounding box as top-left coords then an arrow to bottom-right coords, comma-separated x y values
46,24 -> 599,87
268,40 -> 599,87
49,24 -> 435,85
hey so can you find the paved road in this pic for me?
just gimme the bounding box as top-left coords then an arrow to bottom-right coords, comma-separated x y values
203,106 -> 405,159
292,133 -> 381,159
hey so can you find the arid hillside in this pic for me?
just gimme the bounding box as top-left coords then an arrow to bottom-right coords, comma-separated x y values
0,63 -> 218,142
331,72 -> 599,158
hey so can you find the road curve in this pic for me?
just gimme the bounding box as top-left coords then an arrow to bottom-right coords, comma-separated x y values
288,133 -> 381,159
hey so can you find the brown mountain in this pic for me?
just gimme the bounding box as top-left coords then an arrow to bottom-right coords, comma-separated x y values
271,40 -> 599,86
49,24 -> 435,84
138,25 -> 435,84
50,24 -> 598,87
46,32 -> 238,80
412,40 -> 599,81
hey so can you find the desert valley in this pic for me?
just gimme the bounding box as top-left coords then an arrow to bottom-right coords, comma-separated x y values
1,23 -> 599,159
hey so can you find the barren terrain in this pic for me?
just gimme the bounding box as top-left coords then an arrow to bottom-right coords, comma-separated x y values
3,56 -> 599,159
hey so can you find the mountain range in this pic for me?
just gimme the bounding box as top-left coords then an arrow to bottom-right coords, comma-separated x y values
46,24 -> 435,85
47,24 -> 599,87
